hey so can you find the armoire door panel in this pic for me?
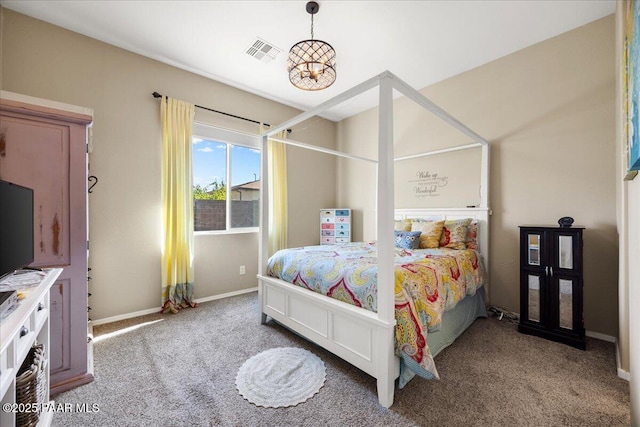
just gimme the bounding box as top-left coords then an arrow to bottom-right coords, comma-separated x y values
49,279 -> 71,374
0,116 -> 71,267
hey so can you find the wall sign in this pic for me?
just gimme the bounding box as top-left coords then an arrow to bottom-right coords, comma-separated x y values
410,170 -> 448,198
394,147 -> 481,208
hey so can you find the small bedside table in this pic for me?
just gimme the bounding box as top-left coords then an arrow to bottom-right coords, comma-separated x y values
518,225 -> 585,350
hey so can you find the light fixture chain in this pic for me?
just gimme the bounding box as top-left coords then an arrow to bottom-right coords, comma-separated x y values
311,13 -> 314,40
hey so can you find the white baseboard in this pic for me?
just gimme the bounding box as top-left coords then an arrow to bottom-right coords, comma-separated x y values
195,287 -> 257,304
615,341 -> 631,382
617,367 -> 631,381
585,330 -> 616,343
92,287 -> 258,326
92,307 -> 161,326
575,331 -> 630,381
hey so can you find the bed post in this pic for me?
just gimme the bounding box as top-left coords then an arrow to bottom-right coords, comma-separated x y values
376,73 -> 397,408
258,133 -> 269,324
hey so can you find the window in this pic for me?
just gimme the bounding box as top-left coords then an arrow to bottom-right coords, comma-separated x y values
192,123 -> 261,232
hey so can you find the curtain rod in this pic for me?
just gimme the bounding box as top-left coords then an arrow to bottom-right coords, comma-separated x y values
152,92 -> 290,133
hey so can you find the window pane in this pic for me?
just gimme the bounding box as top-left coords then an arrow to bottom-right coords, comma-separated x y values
193,137 -> 227,231
230,145 -> 260,228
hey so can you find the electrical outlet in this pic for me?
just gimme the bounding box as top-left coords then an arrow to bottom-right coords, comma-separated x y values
239,265 -> 246,275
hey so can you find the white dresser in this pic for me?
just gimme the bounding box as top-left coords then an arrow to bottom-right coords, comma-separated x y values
1,268 -> 61,427
320,209 -> 351,245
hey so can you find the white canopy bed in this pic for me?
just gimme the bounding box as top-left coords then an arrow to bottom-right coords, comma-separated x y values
258,71 -> 490,408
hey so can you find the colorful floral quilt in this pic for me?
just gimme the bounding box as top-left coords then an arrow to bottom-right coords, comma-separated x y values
266,241 -> 485,381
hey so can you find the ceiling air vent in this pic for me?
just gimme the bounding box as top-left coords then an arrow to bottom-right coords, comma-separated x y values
245,38 -> 281,63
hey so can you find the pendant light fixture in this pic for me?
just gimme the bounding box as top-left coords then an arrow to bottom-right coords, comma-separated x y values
287,1 -> 337,91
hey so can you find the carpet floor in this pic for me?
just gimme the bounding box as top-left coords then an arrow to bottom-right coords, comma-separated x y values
51,292 -> 629,427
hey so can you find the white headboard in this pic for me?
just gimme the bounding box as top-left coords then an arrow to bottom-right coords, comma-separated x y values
394,208 -> 490,270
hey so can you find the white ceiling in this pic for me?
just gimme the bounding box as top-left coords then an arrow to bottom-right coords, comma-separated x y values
1,0 -> 616,121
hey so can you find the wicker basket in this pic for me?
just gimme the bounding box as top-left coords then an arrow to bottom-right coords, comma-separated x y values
15,344 -> 47,427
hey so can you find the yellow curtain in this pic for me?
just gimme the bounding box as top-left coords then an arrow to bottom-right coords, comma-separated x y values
267,129 -> 288,256
161,96 -> 197,314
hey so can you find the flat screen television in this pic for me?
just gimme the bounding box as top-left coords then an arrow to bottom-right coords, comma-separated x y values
0,180 -> 35,279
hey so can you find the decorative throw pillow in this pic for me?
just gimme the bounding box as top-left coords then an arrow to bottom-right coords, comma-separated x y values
394,231 -> 422,250
411,220 -> 445,249
465,220 -> 478,250
439,218 -> 472,249
394,219 -> 412,232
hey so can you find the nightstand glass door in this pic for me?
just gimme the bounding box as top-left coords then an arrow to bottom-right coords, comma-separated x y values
528,234 -> 541,266
527,274 -> 542,323
558,278 -> 573,330
521,230 -> 546,326
558,235 -> 574,269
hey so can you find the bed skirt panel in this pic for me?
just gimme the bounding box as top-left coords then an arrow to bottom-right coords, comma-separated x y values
398,286 -> 487,387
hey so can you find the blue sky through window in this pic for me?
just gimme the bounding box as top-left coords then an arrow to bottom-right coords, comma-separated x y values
192,137 -> 260,189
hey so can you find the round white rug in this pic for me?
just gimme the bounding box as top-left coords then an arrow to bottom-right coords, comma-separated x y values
235,347 -> 326,408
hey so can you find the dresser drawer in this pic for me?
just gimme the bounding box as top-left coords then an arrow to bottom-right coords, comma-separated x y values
321,209 -> 350,245
33,295 -> 49,332
16,319 -> 36,366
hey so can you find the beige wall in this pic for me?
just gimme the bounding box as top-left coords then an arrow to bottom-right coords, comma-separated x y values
338,16 -> 618,336
0,9 -> 337,320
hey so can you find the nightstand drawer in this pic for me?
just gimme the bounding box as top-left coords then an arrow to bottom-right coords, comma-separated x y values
321,223 -> 335,230
321,237 -> 335,244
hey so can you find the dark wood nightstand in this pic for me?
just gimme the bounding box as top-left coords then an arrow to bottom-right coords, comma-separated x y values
518,225 -> 585,350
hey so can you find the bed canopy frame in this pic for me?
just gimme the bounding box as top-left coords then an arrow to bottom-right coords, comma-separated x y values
258,70 -> 490,407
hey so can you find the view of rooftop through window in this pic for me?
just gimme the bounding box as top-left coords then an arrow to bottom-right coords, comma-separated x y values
192,136 -> 260,231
